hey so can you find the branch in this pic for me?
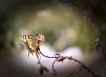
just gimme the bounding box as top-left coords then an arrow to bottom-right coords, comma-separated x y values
68,66 -> 81,76
64,1 -> 106,62
39,50 -> 100,77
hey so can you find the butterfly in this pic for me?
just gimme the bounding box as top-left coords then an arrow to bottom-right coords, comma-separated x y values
19,33 -> 45,57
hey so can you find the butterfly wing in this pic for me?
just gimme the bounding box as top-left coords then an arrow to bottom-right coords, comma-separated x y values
19,35 -> 35,57
27,38 -> 36,51
19,34 -> 44,57
19,35 -> 33,46
26,36 -> 41,57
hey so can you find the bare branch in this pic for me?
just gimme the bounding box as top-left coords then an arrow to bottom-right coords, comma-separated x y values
39,50 -> 100,77
64,1 -> 106,63
73,66 -> 84,74
52,58 -> 58,75
68,66 -> 81,76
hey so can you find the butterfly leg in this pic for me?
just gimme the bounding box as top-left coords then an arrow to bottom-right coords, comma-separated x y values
35,50 -> 38,58
28,51 -> 30,57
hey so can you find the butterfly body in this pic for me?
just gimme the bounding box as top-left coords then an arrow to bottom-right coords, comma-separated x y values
19,33 -> 45,57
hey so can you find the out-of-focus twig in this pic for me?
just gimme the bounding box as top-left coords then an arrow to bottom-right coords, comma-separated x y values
68,66 -> 81,76
64,1 -> 106,62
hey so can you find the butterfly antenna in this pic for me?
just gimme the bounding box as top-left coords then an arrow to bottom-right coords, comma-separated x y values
32,29 -> 35,34
37,27 -> 44,33
32,27 -> 44,34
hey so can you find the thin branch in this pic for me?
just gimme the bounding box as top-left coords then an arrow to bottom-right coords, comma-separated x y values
68,56 -> 100,77
52,58 -> 58,75
36,47 -> 49,75
68,66 -> 81,76
64,1 -> 106,62
39,50 -> 100,77
73,66 -> 84,74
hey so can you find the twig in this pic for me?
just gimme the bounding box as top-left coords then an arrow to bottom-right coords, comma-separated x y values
52,58 -> 58,75
39,50 -> 100,77
36,47 -> 49,75
73,66 -> 84,74
68,66 -> 81,76
64,1 -> 106,62
68,56 -> 100,77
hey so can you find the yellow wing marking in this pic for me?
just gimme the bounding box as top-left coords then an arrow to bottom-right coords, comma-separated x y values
27,38 -> 35,51
19,33 -> 45,57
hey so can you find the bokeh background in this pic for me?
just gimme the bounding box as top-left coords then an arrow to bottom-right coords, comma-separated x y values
0,0 -> 106,77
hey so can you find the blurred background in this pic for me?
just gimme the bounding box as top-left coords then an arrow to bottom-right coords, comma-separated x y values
0,0 -> 106,77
